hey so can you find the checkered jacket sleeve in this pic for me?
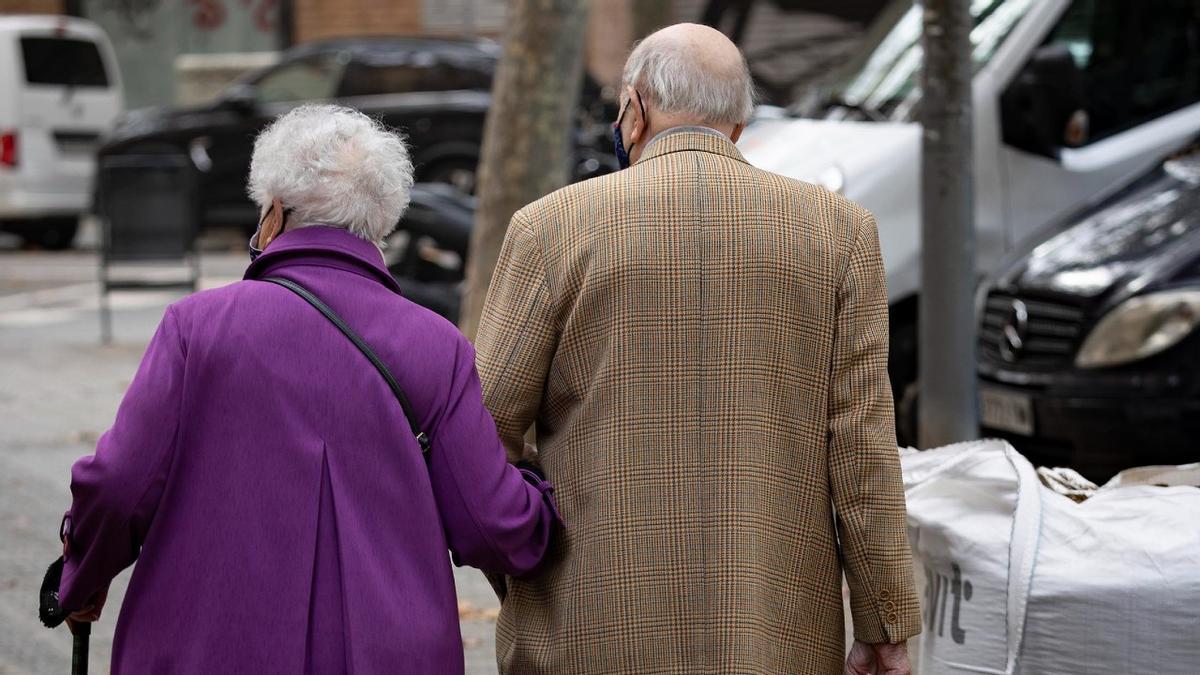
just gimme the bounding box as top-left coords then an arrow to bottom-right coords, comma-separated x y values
474,210 -> 557,462
828,211 -> 922,644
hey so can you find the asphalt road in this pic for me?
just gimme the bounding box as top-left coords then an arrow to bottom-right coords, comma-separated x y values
0,230 -> 502,674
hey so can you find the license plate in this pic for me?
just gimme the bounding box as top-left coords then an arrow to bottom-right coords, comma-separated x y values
980,388 -> 1034,436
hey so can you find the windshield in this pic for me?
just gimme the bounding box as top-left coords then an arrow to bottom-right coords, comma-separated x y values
809,0 -> 1036,122
251,52 -> 349,103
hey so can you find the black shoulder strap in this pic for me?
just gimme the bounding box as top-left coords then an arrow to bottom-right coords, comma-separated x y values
262,276 -> 431,454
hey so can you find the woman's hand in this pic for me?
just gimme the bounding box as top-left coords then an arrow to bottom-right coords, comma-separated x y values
66,586 -> 108,631
62,524 -> 108,629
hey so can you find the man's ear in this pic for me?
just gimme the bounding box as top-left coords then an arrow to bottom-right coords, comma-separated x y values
628,105 -> 648,146
731,123 -> 746,143
629,94 -> 648,146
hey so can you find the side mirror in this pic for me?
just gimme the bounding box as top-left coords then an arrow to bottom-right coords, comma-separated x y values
218,83 -> 258,115
1000,44 -> 1086,159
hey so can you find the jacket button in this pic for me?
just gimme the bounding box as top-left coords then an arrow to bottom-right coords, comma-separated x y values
883,600 -> 897,612
886,612 -> 899,624
878,589 -> 891,601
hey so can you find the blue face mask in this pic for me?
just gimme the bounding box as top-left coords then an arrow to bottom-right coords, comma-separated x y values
612,90 -> 645,170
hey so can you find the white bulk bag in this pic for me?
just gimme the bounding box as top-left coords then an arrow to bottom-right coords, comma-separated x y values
901,440 -> 1200,675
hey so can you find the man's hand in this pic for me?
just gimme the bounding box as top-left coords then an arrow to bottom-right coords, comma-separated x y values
844,639 -> 911,675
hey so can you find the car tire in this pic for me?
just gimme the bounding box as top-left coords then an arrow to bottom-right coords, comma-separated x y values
40,218 -> 80,250
15,218 -> 79,250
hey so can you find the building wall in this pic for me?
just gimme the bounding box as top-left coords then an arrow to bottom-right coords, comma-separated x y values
82,0 -> 281,108
422,0 -> 506,36
293,0 -> 421,42
0,0 -> 62,13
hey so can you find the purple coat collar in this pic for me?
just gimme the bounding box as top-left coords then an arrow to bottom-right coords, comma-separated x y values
243,225 -> 402,294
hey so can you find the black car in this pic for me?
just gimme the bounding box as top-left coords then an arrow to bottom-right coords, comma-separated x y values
99,36 -> 501,230
385,182 -> 475,321
978,150 -> 1200,482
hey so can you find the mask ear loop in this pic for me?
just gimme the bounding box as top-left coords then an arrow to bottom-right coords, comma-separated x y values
613,90 -> 647,169
615,96 -> 631,127
633,89 -> 647,132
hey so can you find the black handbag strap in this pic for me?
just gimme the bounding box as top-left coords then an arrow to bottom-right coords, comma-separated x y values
262,276 -> 431,454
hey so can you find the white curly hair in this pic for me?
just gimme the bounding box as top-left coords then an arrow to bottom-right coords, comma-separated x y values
248,104 -> 414,244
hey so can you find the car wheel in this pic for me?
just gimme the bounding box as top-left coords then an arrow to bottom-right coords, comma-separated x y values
424,158 -> 478,196
18,218 -> 79,250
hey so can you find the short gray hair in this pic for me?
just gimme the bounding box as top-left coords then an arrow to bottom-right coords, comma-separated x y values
248,104 -> 414,244
621,34 -> 755,126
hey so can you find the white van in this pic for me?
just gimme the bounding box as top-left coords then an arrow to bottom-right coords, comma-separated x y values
0,16 -> 123,248
738,0 -> 1200,441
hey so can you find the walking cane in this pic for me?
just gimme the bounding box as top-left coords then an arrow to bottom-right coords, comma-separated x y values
39,556 -> 90,675
71,623 -> 90,675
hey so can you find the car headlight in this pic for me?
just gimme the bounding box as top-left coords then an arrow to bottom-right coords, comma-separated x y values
1075,289 -> 1200,368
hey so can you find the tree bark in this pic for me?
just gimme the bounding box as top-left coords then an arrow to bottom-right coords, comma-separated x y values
459,0 -> 590,340
632,0 -> 672,41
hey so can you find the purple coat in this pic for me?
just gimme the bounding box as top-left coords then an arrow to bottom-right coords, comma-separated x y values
58,226 -> 558,673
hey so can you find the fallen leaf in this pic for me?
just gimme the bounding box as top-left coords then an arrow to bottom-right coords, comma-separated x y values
458,600 -> 501,621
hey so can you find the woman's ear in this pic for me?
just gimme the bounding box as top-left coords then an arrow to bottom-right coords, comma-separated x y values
259,197 -> 286,249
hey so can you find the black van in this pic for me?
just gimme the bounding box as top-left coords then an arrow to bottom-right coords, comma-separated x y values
977,149 -> 1200,482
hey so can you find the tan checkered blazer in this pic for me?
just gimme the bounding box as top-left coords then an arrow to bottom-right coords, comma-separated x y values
474,130 -> 921,674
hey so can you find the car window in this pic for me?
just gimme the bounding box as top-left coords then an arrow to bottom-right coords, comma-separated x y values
1042,0 -> 1200,144
338,52 -> 492,97
254,53 -> 347,103
20,37 -> 109,87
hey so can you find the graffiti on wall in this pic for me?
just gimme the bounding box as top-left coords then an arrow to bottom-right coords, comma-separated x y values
189,0 -> 278,33
97,0 -> 277,37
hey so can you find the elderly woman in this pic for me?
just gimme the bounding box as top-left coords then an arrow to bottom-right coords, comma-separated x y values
55,105 -> 558,673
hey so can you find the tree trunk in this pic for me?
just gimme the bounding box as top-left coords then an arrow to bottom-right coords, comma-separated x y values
632,0 -> 672,41
459,0 -> 590,340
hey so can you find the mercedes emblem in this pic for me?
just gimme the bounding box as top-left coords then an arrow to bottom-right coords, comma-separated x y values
999,298 -> 1029,362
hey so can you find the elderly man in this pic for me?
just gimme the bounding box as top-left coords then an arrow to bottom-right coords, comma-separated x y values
475,23 -> 921,675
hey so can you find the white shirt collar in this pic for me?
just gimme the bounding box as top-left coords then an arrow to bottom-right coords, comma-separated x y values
642,125 -> 727,154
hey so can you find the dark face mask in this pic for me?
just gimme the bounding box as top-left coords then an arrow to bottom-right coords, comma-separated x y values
248,231 -> 265,262
612,90 -> 646,170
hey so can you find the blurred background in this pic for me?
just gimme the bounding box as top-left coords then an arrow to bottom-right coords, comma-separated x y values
3,0 -> 1200,672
